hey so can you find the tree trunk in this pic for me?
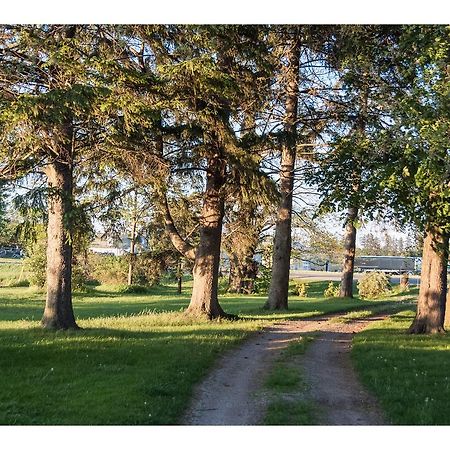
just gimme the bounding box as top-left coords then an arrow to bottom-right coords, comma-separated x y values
127,212 -> 137,286
228,252 -> 257,295
408,226 -> 448,334
177,259 -> 182,295
400,272 -> 409,290
41,160 -> 78,330
265,36 -> 300,310
228,253 -> 242,293
241,258 -> 258,294
340,207 -> 358,298
186,155 -> 228,318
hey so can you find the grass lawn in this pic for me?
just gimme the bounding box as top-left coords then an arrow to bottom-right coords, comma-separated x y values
0,258 -> 28,287
352,310 -> 450,425
0,275 -> 417,425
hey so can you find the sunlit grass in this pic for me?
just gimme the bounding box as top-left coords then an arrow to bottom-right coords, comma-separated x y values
352,310 -> 450,424
0,312 -> 264,424
0,279 -> 417,424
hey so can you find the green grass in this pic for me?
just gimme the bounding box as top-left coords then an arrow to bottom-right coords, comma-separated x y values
0,258 -> 28,287
262,337 -> 318,425
264,400 -> 316,425
352,310 -> 450,425
0,278 -> 416,424
0,280 -> 413,323
0,313 -> 264,424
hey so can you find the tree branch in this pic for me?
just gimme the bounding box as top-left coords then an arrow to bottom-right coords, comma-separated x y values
162,195 -> 196,261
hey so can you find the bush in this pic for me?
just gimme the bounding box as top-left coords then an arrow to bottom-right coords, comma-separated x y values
8,279 -> 30,288
133,254 -> 163,286
357,271 -> 391,299
116,284 -> 150,294
323,281 -> 340,298
72,258 -> 90,291
24,238 -> 47,287
218,276 -> 230,294
254,265 -> 271,294
88,253 -> 128,284
88,253 -> 166,286
290,281 -> 309,297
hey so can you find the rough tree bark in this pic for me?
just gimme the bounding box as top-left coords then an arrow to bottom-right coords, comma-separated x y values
265,35 -> 300,310
228,251 -> 258,294
408,226 -> 449,334
41,158 -> 78,330
162,154 -> 229,318
340,207 -> 358,298
186,155 -> 228,318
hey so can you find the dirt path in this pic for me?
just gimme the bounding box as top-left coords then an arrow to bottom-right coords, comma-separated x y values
182,314 -> 387,425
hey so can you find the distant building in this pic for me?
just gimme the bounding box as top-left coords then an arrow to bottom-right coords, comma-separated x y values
89,233 -> 148,257
89,236 -> 125,256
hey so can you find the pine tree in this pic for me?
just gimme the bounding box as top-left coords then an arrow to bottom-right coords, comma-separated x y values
0,25 -> 112,329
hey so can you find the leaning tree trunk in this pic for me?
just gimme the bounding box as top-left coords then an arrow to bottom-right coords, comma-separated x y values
41,159 -> 78,330
186,155 -> 228,318
340,207 -> 358,298
408,226 -> 449,334
265,36 -> 300,310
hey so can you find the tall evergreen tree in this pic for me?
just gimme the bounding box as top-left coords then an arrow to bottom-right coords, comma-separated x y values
127,25 -> 276,318
0,25 -> 112,329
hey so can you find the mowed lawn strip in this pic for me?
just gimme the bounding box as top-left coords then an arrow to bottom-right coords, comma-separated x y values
352,310 -> 450,425
0,281 -> 415,424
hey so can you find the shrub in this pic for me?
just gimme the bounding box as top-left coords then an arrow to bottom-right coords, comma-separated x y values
323,281 -> 340,298
218,276 -> 230,294
117,284 -> 149,294
88,253 -> 128,284
254,265 -> 271,294
24,238 -> 47,287
133,254 -> 163,286
290,281 -> 309,297
8,279 -> 30,288
357,271 -> 391,299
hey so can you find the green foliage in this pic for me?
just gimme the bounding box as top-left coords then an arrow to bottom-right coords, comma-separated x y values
254,265 -> 271,294
8,279 -> 30,288
88,254 -> 128,285
323,281 -> 340,298
357,271 -> 391,299
132,253 -> 166,287
116,284 -> 151,295
379,26 -> 450,234
290,281 -> 309,297
72,263 -> 90,292
24,235 -> 47,288
218,276 -> 230,294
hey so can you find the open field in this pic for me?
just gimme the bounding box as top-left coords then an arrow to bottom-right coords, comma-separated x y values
0,280 -> 415,425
